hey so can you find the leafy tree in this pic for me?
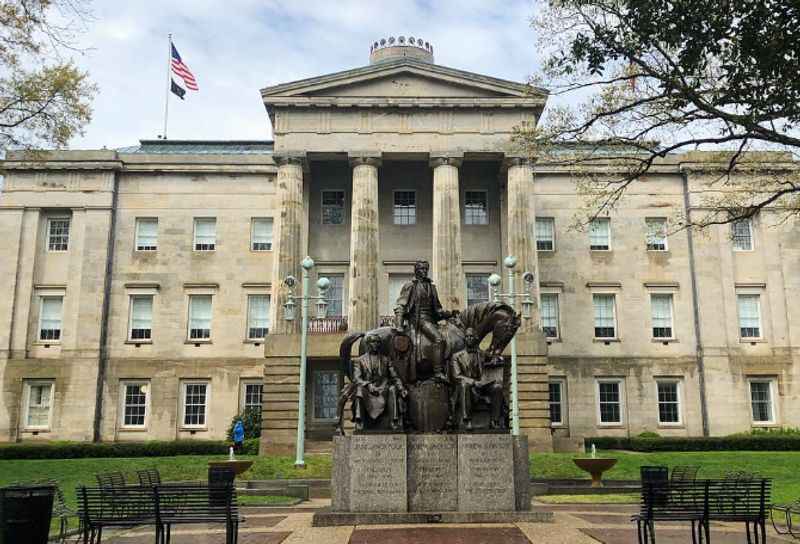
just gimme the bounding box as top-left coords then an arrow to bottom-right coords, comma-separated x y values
0,0 -> 96,149
519,0 -> 800,229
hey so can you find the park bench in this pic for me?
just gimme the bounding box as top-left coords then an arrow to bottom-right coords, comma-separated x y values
156,483 -> 243,544
77,480 -> 243,544
633,477 -> 771,543
771,497 -> 800,538
671,465 -> 699,482
96,471 -> 127,489
77,484 -> 158,544
137,469 -> 162,487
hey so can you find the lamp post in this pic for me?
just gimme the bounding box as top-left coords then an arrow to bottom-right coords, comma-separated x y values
488,255 -> 536,436
282,256 -> 330,468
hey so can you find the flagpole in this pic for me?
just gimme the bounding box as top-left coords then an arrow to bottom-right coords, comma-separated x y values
163,33 -> 172,139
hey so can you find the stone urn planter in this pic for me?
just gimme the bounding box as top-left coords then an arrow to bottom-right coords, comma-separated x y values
572,458 -> 618,488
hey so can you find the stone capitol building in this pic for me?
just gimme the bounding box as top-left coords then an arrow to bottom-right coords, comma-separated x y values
0,37 -> 798,452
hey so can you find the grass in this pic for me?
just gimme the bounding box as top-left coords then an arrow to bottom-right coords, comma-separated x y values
533,450 -> 800,504
2,449 -> 800,533
537,494 -> 639,504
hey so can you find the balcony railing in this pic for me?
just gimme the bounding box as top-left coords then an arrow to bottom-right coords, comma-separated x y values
308,316 -> 348,334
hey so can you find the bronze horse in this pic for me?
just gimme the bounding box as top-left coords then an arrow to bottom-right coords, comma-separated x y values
334,302 -> 521,434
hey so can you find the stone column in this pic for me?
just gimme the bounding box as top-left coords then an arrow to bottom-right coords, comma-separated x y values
430,156 -> 466,310
269,155 -> 305,335
505,157 -> 551,452
505,157 -> 540,331
261,154 -> 306,454
347,155 -> 381,331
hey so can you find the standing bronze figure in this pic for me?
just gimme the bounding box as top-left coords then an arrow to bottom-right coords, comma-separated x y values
393,260 -> 457,382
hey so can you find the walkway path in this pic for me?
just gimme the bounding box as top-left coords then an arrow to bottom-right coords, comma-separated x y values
101,499 -> 795,543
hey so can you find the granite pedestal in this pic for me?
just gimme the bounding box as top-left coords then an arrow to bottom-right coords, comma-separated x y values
316,433 -> 551,526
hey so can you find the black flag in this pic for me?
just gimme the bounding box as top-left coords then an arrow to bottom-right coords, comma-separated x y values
170,78 -> 186,100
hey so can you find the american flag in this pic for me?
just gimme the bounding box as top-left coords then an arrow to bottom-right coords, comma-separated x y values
171,43 -> 198,91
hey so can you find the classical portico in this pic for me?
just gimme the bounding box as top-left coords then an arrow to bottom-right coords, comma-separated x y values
260,38 -> 552,452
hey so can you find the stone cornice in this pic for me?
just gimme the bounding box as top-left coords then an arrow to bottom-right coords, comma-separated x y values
261,58 -> 548,100
264,96 -> 545,110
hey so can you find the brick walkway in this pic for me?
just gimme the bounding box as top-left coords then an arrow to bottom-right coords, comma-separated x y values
99,499 -> 796,543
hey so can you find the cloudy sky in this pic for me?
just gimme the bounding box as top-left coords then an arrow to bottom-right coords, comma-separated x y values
69,0 -> 543,149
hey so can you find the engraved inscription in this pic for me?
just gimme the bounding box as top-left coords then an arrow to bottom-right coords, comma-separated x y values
458,434 -> 515,512
349,435 -> 407,512
408,435 -> 457,511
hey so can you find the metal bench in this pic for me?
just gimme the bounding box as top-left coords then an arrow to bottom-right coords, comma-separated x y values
95,471 -> 127,489
77,485 -> 158,544
633,478 -> 771,543
671,465 -> 700,482
156,483 -> 243,544
77,481 -> 243,544
137,469 -> 162,487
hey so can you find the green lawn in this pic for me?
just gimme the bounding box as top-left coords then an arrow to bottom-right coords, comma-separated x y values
1,450 -> 799,517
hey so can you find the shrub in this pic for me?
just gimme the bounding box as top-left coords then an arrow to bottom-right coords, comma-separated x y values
637,431 -> 661,439
586,434 -> 800,452
226,407 -> 262,441
0,439 -> 261,460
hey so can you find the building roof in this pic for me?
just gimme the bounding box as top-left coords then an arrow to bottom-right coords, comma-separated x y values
117,140 -> 274,155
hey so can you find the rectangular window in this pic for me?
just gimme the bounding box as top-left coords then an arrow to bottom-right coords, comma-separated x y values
24,381 -> 54,429
193,218 -> 216,251
326,274 -> 345,317
182,382 -> 209,427
39,296 -> 63,341
313,370 -> 339,420
646,218 -> 668,251
121,382 -> 148,428
589,218 -> 611,250
47,218 -> 70,251
593,294 -> 617,338
393,191 -> 416,225
129,295 -> 153,341
749,380 -> 775,423
247,294 -> 270,339
251,217 -> 273,251
135,218 -> 158,251
651,294 -> 674,339
541,293 -> 560,339
737,294 -> 761,338
536,217 -> 555,251
188,295 -> 212,340
322,190 -> 345,225
549,381 -> 564,426
657,381 -> 681,424
732,219 -> 753,251
597,380 -> 622,424
388,274 -> 413,311
464,191 -> 488,225
242,382 -> 263,413
465,274 -> 489,307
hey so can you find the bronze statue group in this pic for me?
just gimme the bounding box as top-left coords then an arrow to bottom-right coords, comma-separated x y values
336,260 -> 522,435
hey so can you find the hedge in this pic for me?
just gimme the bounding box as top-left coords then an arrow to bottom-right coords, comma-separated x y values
0,438 -> 260,460
585,435 -> 800,452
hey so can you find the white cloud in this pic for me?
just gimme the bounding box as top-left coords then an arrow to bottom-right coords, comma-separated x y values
69,0 -> 543,149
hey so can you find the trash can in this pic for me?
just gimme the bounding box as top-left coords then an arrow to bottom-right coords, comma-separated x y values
0,484 -> 55,544
640,466 -> 669,507
208,466 -> 236,508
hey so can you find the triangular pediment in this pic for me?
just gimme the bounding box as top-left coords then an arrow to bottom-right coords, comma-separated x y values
261,59 -> 547,102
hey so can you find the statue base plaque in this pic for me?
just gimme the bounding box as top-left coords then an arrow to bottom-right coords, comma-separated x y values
317,433 -> 552,526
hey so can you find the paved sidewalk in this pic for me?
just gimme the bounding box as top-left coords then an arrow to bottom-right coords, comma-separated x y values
98,499 -> 795,543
